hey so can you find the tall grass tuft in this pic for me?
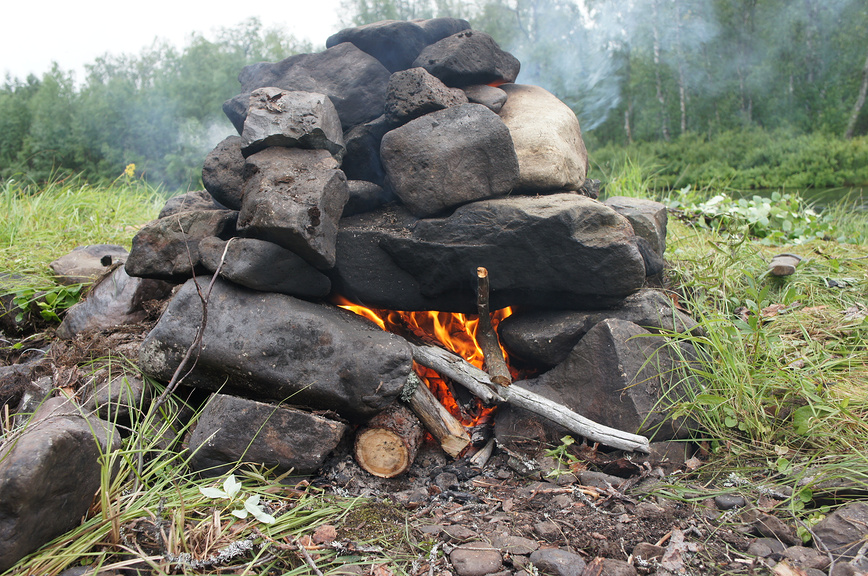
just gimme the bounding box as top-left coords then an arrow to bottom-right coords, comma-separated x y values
0,172 -> 166,284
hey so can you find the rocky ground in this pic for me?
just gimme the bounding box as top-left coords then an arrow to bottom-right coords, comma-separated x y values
2,311 -> 866,576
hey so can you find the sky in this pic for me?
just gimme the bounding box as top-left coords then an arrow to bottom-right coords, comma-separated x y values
1,0 -> 345,81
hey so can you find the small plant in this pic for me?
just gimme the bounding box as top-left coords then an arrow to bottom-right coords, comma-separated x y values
199,473 -> 276,524
11,283 -> 85,323
544,435 -> 580,478
668,190 -> 841,245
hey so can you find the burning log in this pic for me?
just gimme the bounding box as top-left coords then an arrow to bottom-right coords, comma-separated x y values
354,402 -> 424,478
475,267 -> 512,386
410,344 -> 651,453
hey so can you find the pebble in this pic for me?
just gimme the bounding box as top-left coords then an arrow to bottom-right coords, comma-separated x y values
529,548 -> 587,576
491,534 -> 539,555
533,520 -> 561,541
450,542 -> 503,576
714,494 -> 747,510
632,542 -> 666,562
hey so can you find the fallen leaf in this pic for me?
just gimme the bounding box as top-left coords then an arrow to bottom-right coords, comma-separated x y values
372,564 -> 394,576
312,524 -> 337,544
761,303 -> 787,318
773,560 -> 809,576
684,456 -> 703,471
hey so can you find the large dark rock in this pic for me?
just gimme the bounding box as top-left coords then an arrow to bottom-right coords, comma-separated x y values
330,194 -> 647,312
342,115 -> 390,186
138,278 -> 412,422
499,289 -> 702,368
224,43 -> 391,131
413,30 -> 520,87
515,319 -> 696,440
499,84 -> 588,192
604,196 -> 668,257
159,189 -> 227,218
326,18 -> 471,73
237,147 -> 348,270
188,394 -> 348,477
0,398 -> 121,573
49,244 -> 128,285
124,210 -> 238,281
202,136 -> 246,210
384,67 -> 468,126
380,103 -> 519,217
57,266 -> 173,339
198,236 -> 331,298
240,87 -> 345,160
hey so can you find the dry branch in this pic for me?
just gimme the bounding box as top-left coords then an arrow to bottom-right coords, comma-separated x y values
475,267 -> 511,386
410,344 -> 651,453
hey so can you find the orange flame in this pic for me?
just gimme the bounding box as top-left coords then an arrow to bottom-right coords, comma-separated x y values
334,296 -> 514,426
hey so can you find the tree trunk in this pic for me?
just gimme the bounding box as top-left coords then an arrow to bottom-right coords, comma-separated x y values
355,402 -> 424,478
845,50 -> 868,139
674,0 -> 688,134
652,0 -> 670,141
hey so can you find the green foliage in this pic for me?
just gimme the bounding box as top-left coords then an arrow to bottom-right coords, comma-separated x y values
11,283 -> 84,323
590,128 -> 868,191
666,189 -> 858,245
0,18 -> 311,189
0,173 -> 165,282
543,435 -> 580,479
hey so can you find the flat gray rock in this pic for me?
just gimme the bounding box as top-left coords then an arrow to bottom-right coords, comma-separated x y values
605,196 -> 668,257
498,289 -> 701,368
240,87 -> 345,160
49,244 -> 128,285
198,236 -> 331,298
463,84 -> 507,112
188,393 -> 348,477
331,194 -> 646,312
138,278 -> 412,422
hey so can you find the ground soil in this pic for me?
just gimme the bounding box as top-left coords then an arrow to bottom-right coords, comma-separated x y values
0,318 -> 815,576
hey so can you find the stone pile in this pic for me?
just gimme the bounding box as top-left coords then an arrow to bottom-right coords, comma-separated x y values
113,17 -> 692,472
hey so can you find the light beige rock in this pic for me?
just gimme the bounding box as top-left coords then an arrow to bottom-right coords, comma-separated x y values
498,83 -> 588,192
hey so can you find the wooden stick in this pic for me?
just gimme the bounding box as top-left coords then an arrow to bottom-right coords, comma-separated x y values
476,267 -> 512,386
410,344 -> 650,453
404,372 -> 471,458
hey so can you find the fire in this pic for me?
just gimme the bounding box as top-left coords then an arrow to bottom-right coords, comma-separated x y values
334,296 -> 514,426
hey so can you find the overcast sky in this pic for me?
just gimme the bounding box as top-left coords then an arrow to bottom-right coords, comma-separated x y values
1,0 -> 345,81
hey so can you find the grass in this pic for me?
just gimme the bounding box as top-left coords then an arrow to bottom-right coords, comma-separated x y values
1,168 -> 867,571
0,172 -> 167,284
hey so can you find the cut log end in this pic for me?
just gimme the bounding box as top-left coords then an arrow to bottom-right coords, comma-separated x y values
354,402 -> 424,478
355,428 -> 414,478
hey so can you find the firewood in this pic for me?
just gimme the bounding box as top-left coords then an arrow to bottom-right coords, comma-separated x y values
410,344 -> 651,453
404,372 -> 471,458
476,267 -> 512,386
354,402 -> 424,478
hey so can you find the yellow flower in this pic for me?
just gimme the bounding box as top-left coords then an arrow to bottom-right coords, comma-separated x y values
124,163 -> 136,178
